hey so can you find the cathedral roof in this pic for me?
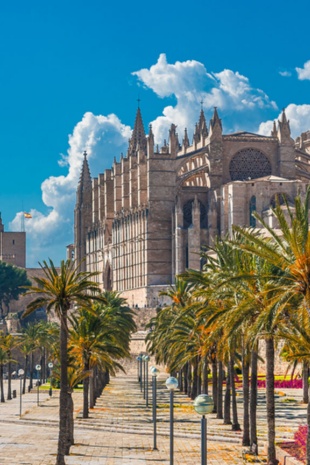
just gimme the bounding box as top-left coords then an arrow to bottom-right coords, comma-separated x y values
224,131 -> 274,138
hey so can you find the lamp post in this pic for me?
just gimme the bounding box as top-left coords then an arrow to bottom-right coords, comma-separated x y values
142,355 -> 146,399
166,376 -> 178,465
48,362 -> 53,396
144,355 -> 150,407
137,355 -> 143,392
193,394 -> 214,465
18,368 -> 24,417
35,364 -> 41,406
136,355 -> 142,383
150,366 -> 160,450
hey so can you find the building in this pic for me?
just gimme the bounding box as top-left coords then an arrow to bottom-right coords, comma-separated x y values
0,214 -> 26,268
73,107 -> 310,307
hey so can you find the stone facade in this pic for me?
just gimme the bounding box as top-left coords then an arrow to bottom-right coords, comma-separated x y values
73,107 -> 310,307
0,214 -> 26,268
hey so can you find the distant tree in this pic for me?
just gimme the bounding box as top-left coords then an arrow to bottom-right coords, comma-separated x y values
0,261 -> 30,318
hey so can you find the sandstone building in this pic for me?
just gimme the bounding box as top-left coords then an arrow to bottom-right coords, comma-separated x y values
73,107 -> 310,307
0,214 -> 26,268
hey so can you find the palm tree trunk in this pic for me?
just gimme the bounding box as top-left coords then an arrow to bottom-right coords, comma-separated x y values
187,362 -> 192,398
56,311 -> 70,465
67,392 -> 74,447
266,337 -> 277,465
250,349 -> 258,453
184,363 -> 188,394
23,354 -> 28,394
179,368 -> 183,392
230,356 -> 241,431
202,356 -> 208,394
224,362 -> 231,424
217,361 -> 223,419
0,365 -> 4,403
90,371 -> 95,409
7,360 -> 12,400
197,357 -> 202,395
303,362 -> 309,404
242,355 -> 250,446
212,358 -> 218,413
83,360 -> 90,418
191,357 -> 199,399
29,353 -> 34,390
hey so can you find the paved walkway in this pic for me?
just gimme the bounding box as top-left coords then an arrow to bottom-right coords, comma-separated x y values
0,363 -> 307,464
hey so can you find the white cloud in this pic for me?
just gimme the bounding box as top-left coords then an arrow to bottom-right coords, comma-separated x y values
279,70 -> 292,77
10,54 -> 302,268
296,60 -> 310,80
258,104 -> 310,138
133,54 -> 277,141
10,113 -> 131,267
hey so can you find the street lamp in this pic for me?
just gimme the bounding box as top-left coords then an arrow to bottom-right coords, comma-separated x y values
144,355 -> 150,407
142,355 -> 146,399
18,368 -> 24,417
48,362 -> 53,396
166,376 -> 178,465
35,364 -> 41,406
150,366 -> 160,450
193,394 -> 214,465
137,354 -> 143,392
136,355 -> 142,383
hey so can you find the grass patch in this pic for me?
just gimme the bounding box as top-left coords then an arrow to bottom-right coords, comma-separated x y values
281,397 -> 297,403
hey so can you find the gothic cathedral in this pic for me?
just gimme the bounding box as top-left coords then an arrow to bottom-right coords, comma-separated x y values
73,107 -> 310,307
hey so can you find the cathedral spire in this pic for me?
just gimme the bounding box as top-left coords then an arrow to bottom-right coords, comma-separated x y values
80,151 -> 91,184
169,123 -> 179,156
128,106 -> 147,156
198,107 -> 208,138
209,107 -> 222,140
77,151 -> 92,203
271,120 -> 278,138
278,108 -> 291,143
183,128 -> 190,150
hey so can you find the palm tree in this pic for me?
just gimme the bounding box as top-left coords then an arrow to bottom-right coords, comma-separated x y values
232,188 -> 310,464
0,347 -> 9,402
20,323 -> 44,390
0,332 -> 19,400
24,259 -> 102,465
69,304 -> 130,418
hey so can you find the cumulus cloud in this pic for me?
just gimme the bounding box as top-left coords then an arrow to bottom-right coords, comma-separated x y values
10,113 -> 131,267
133,53 -> 277,141
10,54 -> 303,268
279,70 -> 292,77
296,60 -> 310,80
258,104 -> 310,138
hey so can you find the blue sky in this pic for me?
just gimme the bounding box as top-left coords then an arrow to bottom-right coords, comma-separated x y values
1,0 -> 310,267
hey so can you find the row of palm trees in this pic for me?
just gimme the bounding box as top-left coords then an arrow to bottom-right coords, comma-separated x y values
0,321 -> 58,402
0,260 -> 137,465
146,187 -> 310,465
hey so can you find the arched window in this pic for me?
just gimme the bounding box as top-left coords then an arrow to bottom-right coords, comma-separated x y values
183,200 -> 208,228
229,148 -> 272,181
249,195 -> 256,227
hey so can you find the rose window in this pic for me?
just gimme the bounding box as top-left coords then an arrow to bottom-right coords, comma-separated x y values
229,149 -> 272,181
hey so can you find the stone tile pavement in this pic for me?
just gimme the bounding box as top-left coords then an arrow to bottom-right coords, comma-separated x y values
0,364 -> 307,465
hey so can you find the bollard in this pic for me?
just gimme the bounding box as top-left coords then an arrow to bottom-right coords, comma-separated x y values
12,390 -> 17,398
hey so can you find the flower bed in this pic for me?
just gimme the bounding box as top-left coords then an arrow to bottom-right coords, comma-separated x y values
276,425 -> 307,464
257,379 -> 302,389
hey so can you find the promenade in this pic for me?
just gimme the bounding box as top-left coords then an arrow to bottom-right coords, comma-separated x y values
0,360 -> 306,465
